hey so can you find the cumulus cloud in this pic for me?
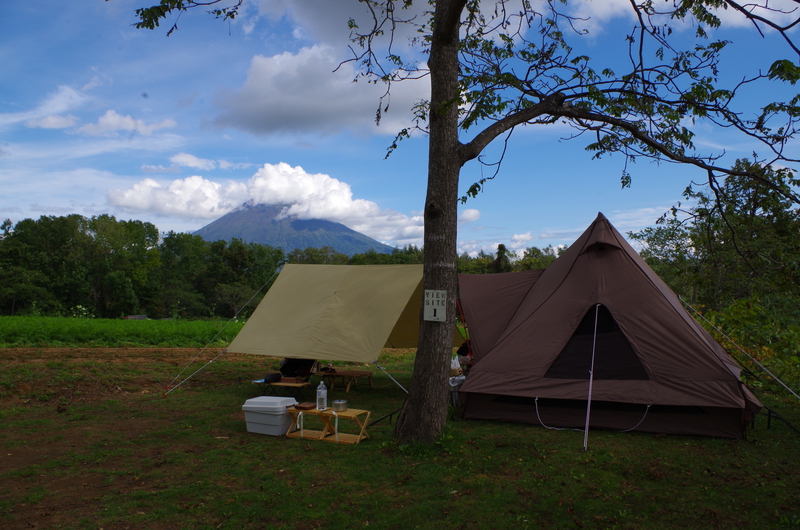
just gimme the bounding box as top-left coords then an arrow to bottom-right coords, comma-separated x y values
108,176 -> 248,218
108,162 -> 424,245
213,45 -> 428,136
459,209 -> 481,223
77,110 -> 176,137
511,232 -> 533,244
456,239 -> 487,257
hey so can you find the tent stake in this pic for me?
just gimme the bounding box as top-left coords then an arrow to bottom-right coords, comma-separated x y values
583,304 -> 601,451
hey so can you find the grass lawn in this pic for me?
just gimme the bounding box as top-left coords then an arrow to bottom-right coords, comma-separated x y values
0,347 -> 798,529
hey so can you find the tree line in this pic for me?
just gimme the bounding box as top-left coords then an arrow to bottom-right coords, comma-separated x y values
0,213 -> 560,319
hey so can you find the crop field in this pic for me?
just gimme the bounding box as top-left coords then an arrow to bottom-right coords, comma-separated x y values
1,318 -> 799,529
0,317 -> 244,348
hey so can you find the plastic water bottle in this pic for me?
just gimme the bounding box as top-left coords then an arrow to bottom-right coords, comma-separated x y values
316,380 -> 328,410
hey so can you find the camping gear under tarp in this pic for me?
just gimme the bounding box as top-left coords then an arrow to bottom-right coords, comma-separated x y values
227,264 -> 462,364
458,213 -> 761,439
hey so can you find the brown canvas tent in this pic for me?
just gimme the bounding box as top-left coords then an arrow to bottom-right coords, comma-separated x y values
227,264 -> 462,363
458,213 -> 761,438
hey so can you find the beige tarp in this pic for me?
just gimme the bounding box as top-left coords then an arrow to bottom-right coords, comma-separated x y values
227,264 -> 460,363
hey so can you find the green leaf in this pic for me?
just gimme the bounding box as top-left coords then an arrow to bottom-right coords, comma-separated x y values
768,60 -> 800,85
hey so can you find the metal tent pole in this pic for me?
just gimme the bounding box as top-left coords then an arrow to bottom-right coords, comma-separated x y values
583,304 -> 601,451
373,362 -> 408,394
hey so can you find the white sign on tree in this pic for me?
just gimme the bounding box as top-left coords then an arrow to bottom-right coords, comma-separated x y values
423,290 -> 447,322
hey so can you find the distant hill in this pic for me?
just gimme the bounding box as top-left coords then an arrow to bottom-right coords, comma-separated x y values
194,203 -> 395,256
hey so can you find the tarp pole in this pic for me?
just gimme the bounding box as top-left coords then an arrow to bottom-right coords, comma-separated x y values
373,362 -> 408,394
583,304 -> 601,451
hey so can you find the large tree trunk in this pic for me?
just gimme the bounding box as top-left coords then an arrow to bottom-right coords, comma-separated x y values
394,0 -> 465,445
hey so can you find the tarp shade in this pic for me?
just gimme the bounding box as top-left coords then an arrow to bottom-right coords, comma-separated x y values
227,264 -> 461,363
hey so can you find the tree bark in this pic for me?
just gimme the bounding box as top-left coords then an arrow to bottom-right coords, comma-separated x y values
394,0 -> 465,445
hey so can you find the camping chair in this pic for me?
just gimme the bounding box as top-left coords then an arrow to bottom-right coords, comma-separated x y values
253,358 -> 318,398
280,358 -> 317,380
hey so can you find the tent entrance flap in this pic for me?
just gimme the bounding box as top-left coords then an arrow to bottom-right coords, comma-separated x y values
545,304 -> 649,380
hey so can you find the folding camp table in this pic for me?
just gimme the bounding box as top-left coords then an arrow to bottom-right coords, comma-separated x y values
285,406 -> 371,444
320,370 -> 374,392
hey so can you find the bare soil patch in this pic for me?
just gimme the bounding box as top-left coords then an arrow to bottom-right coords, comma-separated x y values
1,348 -> 265,530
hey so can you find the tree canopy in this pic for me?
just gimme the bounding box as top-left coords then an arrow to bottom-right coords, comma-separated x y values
632,159 -> 800,319
0,214 -> 530,318
0,215 -> 285,319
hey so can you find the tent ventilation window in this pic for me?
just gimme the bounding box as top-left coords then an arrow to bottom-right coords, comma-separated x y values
545,304 -> 649,380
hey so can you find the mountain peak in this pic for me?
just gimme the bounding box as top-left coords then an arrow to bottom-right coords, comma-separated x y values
194,202 -> 394,256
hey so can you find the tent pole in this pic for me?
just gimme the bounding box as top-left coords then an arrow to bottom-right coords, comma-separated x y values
373,362 -> 408,394
583,304 -> 601,451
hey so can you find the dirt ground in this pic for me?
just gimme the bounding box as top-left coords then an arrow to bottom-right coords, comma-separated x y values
1,346 -> 221,365
0,348 -> 261,530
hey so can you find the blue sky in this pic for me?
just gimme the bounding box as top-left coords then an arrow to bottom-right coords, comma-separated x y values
1,0 -> 797,255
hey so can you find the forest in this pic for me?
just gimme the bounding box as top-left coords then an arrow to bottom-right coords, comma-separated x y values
0,213 -> 561,320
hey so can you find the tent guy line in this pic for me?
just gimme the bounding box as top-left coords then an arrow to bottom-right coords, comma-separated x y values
163,263 -> 287,396
681,298 -> 800,403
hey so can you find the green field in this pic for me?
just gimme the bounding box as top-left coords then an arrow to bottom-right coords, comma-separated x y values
0,316 -> 244,348
0,318 -> 799,529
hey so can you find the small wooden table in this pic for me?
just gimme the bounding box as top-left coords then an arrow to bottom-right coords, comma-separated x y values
285,407 -> 371,444
321,371 -> 374,393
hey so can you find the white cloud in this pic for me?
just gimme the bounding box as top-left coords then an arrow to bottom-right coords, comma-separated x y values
566,0 -> 634,30
218,160 -> 255,170
158,153 -> 256,172
25,114 -> 78,129
170,152 -> 217,170
459,209 -> 481,223
457,239 -> 489,257
605,207 -> 671,234
107,162 -> 424,245
77,110 -> 177,137
706,0 -> 800,28
0,85 -> 87,130
511,232 -> 532,244
141,165 -> 181,173
246,0 -> 426,50
108,176 -> 248,219
213,45 -> 428,136
560,0 -> 799,37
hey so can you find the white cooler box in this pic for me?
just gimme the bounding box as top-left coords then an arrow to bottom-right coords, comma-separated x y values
242,396 -> 297,436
